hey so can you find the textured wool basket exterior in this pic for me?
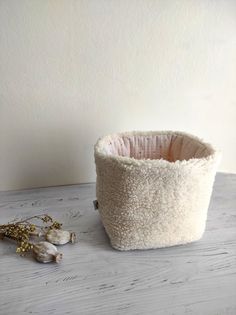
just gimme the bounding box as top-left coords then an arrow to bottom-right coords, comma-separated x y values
94,131 -> 221,251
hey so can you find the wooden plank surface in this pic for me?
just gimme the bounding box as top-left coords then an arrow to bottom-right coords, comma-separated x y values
0,173 -> 235,315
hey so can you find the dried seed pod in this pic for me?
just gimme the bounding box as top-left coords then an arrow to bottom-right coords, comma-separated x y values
33,241 -> 62,263
46,229 -> 76,245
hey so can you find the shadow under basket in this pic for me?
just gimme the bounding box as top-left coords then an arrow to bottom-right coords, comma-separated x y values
94,131 -> 221,250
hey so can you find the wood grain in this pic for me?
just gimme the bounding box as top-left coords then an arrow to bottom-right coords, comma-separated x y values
0,173 -> 235,315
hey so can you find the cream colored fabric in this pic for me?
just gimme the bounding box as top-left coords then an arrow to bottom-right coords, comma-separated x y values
94,131 -> 221,250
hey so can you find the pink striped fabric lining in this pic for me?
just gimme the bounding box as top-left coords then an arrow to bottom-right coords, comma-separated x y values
103,134 -> 212,162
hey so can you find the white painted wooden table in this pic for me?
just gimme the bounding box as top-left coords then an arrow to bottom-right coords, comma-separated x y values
0,173 -> 235,315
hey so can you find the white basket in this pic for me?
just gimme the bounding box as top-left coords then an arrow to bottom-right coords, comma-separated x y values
94,131 -> 221,250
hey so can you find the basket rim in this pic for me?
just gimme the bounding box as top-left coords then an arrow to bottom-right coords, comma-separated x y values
94,130 -> 221,167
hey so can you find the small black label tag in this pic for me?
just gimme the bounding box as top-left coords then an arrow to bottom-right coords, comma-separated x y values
93,200 -> 99,210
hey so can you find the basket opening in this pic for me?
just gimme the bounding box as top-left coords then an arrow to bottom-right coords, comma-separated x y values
102,133 -> 214,162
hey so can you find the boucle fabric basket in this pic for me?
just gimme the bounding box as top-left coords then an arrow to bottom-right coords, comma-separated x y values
94,131 -> 221,250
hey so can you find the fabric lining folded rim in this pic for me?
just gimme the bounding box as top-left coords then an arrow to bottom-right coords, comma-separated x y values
95,131 -> 216,163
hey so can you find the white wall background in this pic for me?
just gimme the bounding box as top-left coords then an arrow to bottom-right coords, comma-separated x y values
0,0 -> 236,191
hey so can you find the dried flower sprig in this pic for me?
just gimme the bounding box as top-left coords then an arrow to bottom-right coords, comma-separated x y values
0,214 -> 71,262
0,214 -> 62,252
